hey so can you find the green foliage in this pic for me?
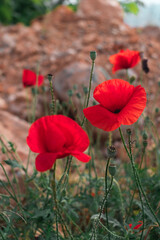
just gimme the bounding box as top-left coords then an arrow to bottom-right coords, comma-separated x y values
0,0 -> 79,25
120,2 -> 139,15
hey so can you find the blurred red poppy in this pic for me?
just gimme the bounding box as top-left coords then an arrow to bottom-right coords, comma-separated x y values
27,115 -> 91,172
22,69 -> 44,87
129,221 -> 143,230
109,49 -> 140,73
83,79 -> 146,132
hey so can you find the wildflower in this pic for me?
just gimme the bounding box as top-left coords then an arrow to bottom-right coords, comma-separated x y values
109,49 -> 140,73
129,221 -> 143,230
22,69 -> 44,87
27,115 -> 91,172
83,79 -> 146,132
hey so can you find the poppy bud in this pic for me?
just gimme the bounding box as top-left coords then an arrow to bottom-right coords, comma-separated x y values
142,59 -> 149,74
107,146 -> 116,158
126,128 -> 132,135
142,132 -> 148,140
155,108 -> 159,113
47,74 -> 53,81
76,93 -> 81,99
109,164 -> 116,177
83,86 -> 88,95
73,84 -> 77,90
68,89 -> 73,97
90,51 -> 97,61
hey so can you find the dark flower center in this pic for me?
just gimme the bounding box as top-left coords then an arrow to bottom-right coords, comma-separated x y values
114,109 -> 120,113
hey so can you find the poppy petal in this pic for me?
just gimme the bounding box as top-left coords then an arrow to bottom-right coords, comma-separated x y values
109,49 -> 140,73
27,116 -> 66,153
93,79 -> 134,113
35,153 -> 57,172
52,115 -> 90,152
22,69 -> 44,87
133,221 -> 143,229
23,69 -> 36,87
119,85 -> 146,125
83,104 -> 121,131
71,151 -> 91,163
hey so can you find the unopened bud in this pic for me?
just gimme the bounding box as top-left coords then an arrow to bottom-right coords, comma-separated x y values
90,51 -> 97,61
107,146 -> 116,158
76,92 -> 81,99
142,132 -> 148,140
126,128 -> 132,135
68,89 -> 73,97
109,164 -> 116,177
155,108 -> 159,113
47,74 -> 53,81
83,86 -> 88,95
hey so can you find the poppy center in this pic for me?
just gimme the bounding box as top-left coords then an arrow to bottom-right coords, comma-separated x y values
114,109 -> 120,114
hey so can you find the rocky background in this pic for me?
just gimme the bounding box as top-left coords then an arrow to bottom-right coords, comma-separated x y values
0,0 -> 160,176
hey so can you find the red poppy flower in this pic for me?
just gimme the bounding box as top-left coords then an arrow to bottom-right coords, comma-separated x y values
129,221 -> 143,230
109,49 -> 140,73
83,79 -> 146,132
27,115 -> 91,172
22,69 -> 44,87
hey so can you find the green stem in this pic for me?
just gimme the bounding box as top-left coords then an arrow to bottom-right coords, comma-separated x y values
32,64 -> 39,123
119,128 -> 131,159
113,178 -> 125,225
51,163 -> 59,240
48,74 -> 56,115
105,158 -> 111,240
81,59 -> 95,126
57,156 -> 70,191
127,133 -> 144,240
98,221 -> 127,239
119,127 -> 160,227
90,162 -> 113,240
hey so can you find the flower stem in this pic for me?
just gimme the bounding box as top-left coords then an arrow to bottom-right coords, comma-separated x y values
51,163 -> 59,240
119,127 -> 160,227
32,63 -> 39,123
90,158 -> 113,240
81,57 -> 95,126
48,74 -> 56,115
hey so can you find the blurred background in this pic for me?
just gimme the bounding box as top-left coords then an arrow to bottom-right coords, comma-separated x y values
0,0 -> 160,174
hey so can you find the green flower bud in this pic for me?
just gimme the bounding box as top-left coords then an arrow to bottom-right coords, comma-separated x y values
126,128 -> 132,135
109,164 -> 116,177
90,51 -> 97,61
83,86 -> 88,95
68,89 -> 73,97
107,146 -> 116,158
142,132 -> 148,140
76,92 -> 81,99
47,73 -> 53,82
155,108 -> 159,113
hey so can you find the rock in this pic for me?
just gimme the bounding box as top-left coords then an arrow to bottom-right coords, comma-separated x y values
0,98 -> 8,110
78,0 -> 123,25
0,111 -> 33,180
54,62 -> 106,109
